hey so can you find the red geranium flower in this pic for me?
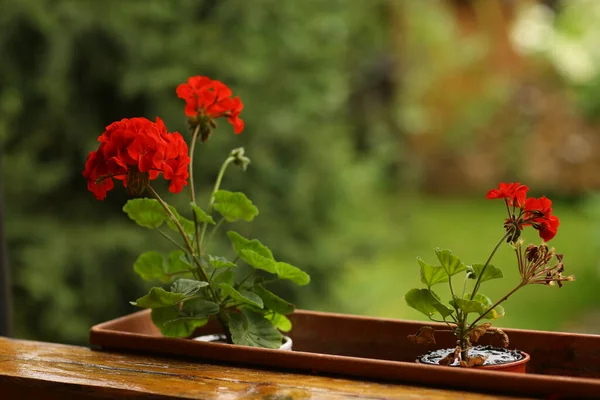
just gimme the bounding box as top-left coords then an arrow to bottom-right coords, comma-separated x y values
524,196 -> 560,242
176,76 -> 244,135
486,182 -> 529,207
83,117 -> 189,200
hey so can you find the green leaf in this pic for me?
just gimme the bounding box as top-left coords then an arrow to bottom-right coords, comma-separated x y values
435,248 -> 467,277
170,279 -> 208,296
454,297 -> 486,315
468,264 -> 503,283
151,306 -> 206,338
228,308 -> 283,348
219,283 -> 264,308
227,231 -> 273,259
270,313 -> 292,332
208,255 -> 237,269
133,251 -> 166,282
213,190 -> 259,222
470,294 -> 505,320
405,288 -> 453,318
212,269 -> 234,287
418,257 -> 449,287
132,287 -> 186,308
123,198 -> 166,229
166,250 -> 192,275
166,206 -> 195,235
181,298 -> 219,319
255,285 -> 295,315
240,249 -> 277,273
191,203 -> 215,225
275,262 -> 310,286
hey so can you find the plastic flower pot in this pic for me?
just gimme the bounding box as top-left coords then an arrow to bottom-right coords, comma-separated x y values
416,346 -> 530,373
193,334 -> 293,351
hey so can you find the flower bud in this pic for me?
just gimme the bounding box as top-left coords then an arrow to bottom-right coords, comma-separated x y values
230,147 -> 251,171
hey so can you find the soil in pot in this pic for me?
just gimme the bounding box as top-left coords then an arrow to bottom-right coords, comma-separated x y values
193,334 -> 293,351
418,345 -> 530,373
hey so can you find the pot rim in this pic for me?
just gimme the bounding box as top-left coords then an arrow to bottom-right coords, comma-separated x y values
417,348 -> 531,369
193,333 -> 293,351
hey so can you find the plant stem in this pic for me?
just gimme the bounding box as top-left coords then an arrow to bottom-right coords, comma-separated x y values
205,218 -> 225,250
156,228 -> 188,254
199,156 -> 235,246
470,230 -> 512,299
188,124 -> 201,205
235,270 -> 255,289
218,312 -> 233,344
470,282 -> 526,327
147,185 -> 218,299
461,273 -> 470,298
188,124 -> 202,255
148,185 -> 196,255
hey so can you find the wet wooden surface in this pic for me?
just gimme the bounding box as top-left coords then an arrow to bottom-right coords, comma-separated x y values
0,337 -> 532,399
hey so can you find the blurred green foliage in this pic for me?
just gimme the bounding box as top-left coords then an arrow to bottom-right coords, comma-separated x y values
2,0 -> 599,345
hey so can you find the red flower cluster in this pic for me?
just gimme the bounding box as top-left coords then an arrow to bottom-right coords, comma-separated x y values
83,117 -> 190,200
486,182 -> 560,242
486,182 -> 528,207
176,76 -> 244,135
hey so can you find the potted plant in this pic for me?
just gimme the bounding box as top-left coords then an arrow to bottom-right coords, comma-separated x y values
83,75 -> 309,349
404,182 -> 573,371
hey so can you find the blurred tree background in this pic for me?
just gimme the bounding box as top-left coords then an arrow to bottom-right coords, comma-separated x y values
1,0 -> 599,345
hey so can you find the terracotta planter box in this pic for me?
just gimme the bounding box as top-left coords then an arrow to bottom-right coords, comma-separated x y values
90,309 -> 600,398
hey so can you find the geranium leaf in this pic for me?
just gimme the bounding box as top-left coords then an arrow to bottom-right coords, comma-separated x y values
132,287 -> 186,308
435,248 -> 467,277
455,297 -> 486,315
213,190 -> 259,222
133,251 -> 166,282
228,308 -> 282,348
227,231 -> 273,259
191,203 -> 215,225
166,205 -> 195,235
170,278 -> 208,296
270,313 -> 292,332
151,306 -> 206,338
123,198 -> 166,229
470,293 -> 505,320
405,288 -> 453,318
255,285 -> 295,315
181,298 -> 219,319
275,262 -> 310,286
208,255 -> 237,269
166,250 -> 192,275
240,249 -> 278,274
212,269 -> 234,287
219,283 -> 264,309
467,264 -> 503,283
418,257 -> 449,287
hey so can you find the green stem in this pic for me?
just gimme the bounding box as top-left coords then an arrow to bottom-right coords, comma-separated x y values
156,228 -> 188,254
165,270 -> 195,277
188,124 -> 202,256
461,273 -> 470,298
148,185 -> 196,256
205,218 -> 225,250
470,230 -> 512,299
199,156 -> 235,246
188,124 -> 201,205
235,270 -> 255,290
147,185 -> 217,300
470,282 -> 525,328
448,275 -> 456,299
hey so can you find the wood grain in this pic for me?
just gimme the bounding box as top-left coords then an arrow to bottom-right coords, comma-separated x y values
0,337 -> 530,399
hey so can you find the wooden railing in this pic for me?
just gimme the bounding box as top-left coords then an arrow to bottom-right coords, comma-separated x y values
0,337 -> 531,399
